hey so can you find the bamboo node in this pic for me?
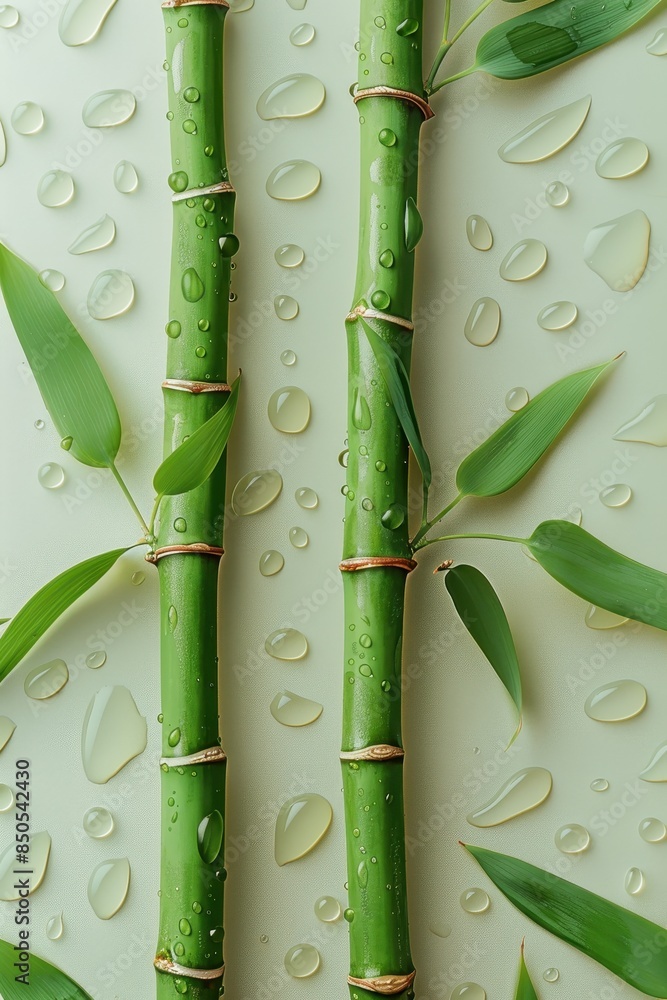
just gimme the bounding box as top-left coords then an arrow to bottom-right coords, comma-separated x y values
340,556 -> 417,573
154,957 -> 225,980
163,0 -> 228,8
433,559 -> 454,574
347,304 -> 414,332
352,85 -> 434,121
160,746 -> 226,768
347,971 -> 417,995
340,744 -> 404,762
172,180 -> 235,203
162,379 -> 232,394
146,544 -> 225,564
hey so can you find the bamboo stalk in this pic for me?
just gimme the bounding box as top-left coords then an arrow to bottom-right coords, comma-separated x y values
341,2 -> 426,998
155,3 -> 235,997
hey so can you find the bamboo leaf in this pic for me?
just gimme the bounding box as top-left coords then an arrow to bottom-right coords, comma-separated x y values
0,938 -> 93,998
153,376 -> 240,496
0,242 -> 122,468
528,520 -> 667,631
516,949 -> 539,1000
465,844 -> 667,997
444,565 -> 522,742
475,0 -> 663,79
361,319 -> 432,488
456,357 -> 617,498
0,548 -> 128,683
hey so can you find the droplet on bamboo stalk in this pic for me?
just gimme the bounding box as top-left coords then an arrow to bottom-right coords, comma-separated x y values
83,89 -> 136,128
197,810 -> 224,863
545,180 -> 569,206
396,16 -> 419,35
232,469 -> 283,515
625,866 -> 645,895
500,240 -> 547,281
270,691 -> 322,727
83,806 -> 115,839
404,196 -> 423,251
464,298 -> 500,346
451,985 -> 486,1000
466,215 -> 493,251
268,386 -> 311,433
219,233 -> 239,257
290,22 -> 314,45
647,27 -> 667,53
168,170 -> 188,192
87,270 -> 135,319
352,388 -> 371,430
46,912 -> 64,940
314,895 -> 340,921
182,267 -> 204,303
584,680 -> 646,722
498,95 -> 591,163
640,740 -> 667,781
296,487 -> 318,509
538,300 -> 577,331
614,395 -> 667,446
0,717 -> 16,752
379,249 -> 394,268
460,888 -> 490,913
38,462 -> 65,489
69,214 -> 116,254
379,128 -> 397,147
466,767 -> 552,828
266,160 -> 320,201
381,503 -> 405,530
265,628 -> 308,661
0,832 -> 51,899
505,387 -> 529,411
599,483 -> 632,507
87,858 -> 130,919
114,160 -> 138,193
81,685 -> 147,783
11,101 -> 44,135
370,289 -> 391,309
275,295 -> 299,320
585,605 -> 628,629
257,74 -> 325,120
584,210 -> 650,291
590,777 -> 609,792
0,4 -> 19,27
543,969 -> 560,983
289,526 -> 309,549
275,243 -> 305,268
639,817 -> 667,842
596,138 -> 649,179
0,784 -> 13,812
39,269 -> 66,292
59,0 -> 118,45
86,651 -> 107,670
38,170 -> 75,208
260,550 -> 284,577
275,793 -> 332,865
555,823 -> 590,853
24,659 -> 69,700
284,943 -> 320,978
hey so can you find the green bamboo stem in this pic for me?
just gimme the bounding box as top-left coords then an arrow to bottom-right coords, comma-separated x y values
155,3 -> 235,997
341,3 -> 425,998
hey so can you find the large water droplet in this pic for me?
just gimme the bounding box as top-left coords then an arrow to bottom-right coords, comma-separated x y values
39,269 -> 66,292
460,888 -> 490,913
275,243 -> 305,268
286,0 -> 307,8
11,101 -> 45,135
83,806 -> 115,839
464,297 -> 500,346
584,210 -> 650,291
640,740 -> 667,782
38,462 -> 66,489
543,969 -> 560,984
500,240 -> 547,281
87,857 -> 130,919
0,717 -> 16,752
114,159 -> 138,193
24,658 -> 69,699
231,469 -> 283,515
59,0 -> 118,45
0,4 -> 19,27
265,628 -> 308,661
0,832 -> 51,899
275,793 -> 332,865
69,214 -> 116,254
596,138 -> 649,179
555,823 -> 590,853
267,160 -> 320,201
538,300 -> 578,331
506,387 -> 530,411
625,866 -> 645,895
82,89 -> 136,128
404,196 -> 423,251
352,388 -> 372,430
198,810 -> 224,863
381,503 -> 405,530
257,74 -> 325,120
599,483 -> 632,508
466,215 -> 493,251
314,895 -> 340,921
284,943 -> 321,978
498,95 -> 592,163
585,605 -> 629,630
38,170 -> 75,208
46,912 -> 64,940
86,650 -> 107,670
182,267 -> 204,302
614,395 -> 667,446
451,985 -> 486,1000
290,22 -> 315,45
87,269 -> 135,319
81,685 -> 147,783
467,767 -> 552,827
647,26 -> 667,54
260,550 -> 284,577
270,691 -> 323,727
275,294 -> 299,320
584,679 -> 646,722
268,386 -> 311,433
396,16 -> 419,35
639,817 -> 667,843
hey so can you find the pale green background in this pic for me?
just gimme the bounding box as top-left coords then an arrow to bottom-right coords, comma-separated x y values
0,1 -> 666,998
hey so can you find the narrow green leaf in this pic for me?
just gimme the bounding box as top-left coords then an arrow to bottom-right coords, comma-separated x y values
528,519 -> 667,631
515,949 -> 539,1000
475,0 -> 663,79
0,548 -> 128,683
445,565 -> 522,743
0,938 -> 93,998
153,376 -> 240,496
456,357 -> 616,498
466,844 -> 667,997
361,319 -> 432,488
0,242 -> 122,468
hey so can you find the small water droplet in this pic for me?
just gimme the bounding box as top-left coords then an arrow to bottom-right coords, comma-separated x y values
286,0 -> 307,9
344,907 -> 354,922
114,160 -> 138,193
219,233 -> 239,257
168,728 -> 181,748
647,26 -> 667,54
466,215 -> 493,251
467,768 -> 552,827
599,483 -> 632,508
545,180 -> 570,206
451,985 -> 486,1000
69,214 -> 116,255
596,137 -> 649,179
0,832 -> 51,899
257,74 -> 325,120
380,51 -> 393,64
86,650 -> 107,670
625,866 -> 645,895
265,627 -> 308,661
284,943 -> 320,978
378,127 -> 397,147
0,4 -> 19,27
260,550 -> 284,577
465,297 -> 500,346
39,269 -> 66,292
88,857 -> 130,919
168,170 -> 189,193
267,160 -> 321,201
295,486 -> 318,509
381,503 -> 405,530
639,817 -> 667,843
198,809 -> 224,863
87,270 -> 135,320
259,933 -> 269,943
555,823 -> 590,854
82,90 -> 136,128
275,294 -> 299,320
397,17 -> 419,35
290,21 -> 315,45
59,0 -> 119,45
352,388 -> 372,430
498,96 -> 592,163
83,806 -> 115,839
538,300 -> 578,331
460,888 -> 490,913
270,691 -> 323,727
275,243 -> 305,268
268,386 -> 311,433
585,679 -> 646,721
169,606 -> 178,631
543,969 -> 560,983
614,395 -> 667,446
165,320 -> 181,339
38,462 -> 66,490
500,240 -> 547,281
232,469 -> 283,515
11,101 -> 45,135
505,387 -> 529,411
338,449 -> 349,468
584,210 -> 650,292
25,658 -> 69,700
174,517 -> 187,533
46,912 -> 64,940
314,895 -> 340,922
82,685 -> 147,783
275,793 -> 332,865
430,921 -> 451,938
404,196 -> 423,251
38,170 -> 75,208
590,777 -> 609,792
0,784 -> 13,812
182,267 -> 204,303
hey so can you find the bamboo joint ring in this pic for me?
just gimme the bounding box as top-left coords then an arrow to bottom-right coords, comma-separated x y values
340,745 -> 405,762
162,379 -> 232,394
352,85 -> 434,121
347,971 -> 417,995
155,957 -> 225,980
347,305 -> 414,332
160,746 -> 226,768
340,557 -> 417,573
146,544 -> 224,564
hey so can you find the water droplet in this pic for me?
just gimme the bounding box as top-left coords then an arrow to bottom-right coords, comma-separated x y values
83,806 -> 115,839
82,90 -> 136,128
46,912 -> 64,940
404,196 -> 423,251
338,449 -> 349,468
0,832 -> 51,900
500,240 -> 547,281
467,768 -> 552,827
284,943 -> 320,978
59,0 -> 118,44
60,435 -> 73,452
555,823 -> 590,854
0,717 -> 16,752
260,550 -> 284,577
168,606 -> 178,630
270,690 -> 323,727
290,22 -> 315,45
640,817 -> 667,843
614,394 -> 667,446
183,87 -> 200,104
275,294 -> 299,320
289,527 -> 309,549
182,267 -> 204,302
538,300 -> 578,331
168,170 -> 189,193
647,26 -> 667,53
381,503 -> 405,530
81,685 -> 147,783
0,4 -> 19,27
543,969 -> 560,983
379,249 -> 394,268
38,462 -> 66,489
397,17 -> 419,35
352,388 -> 372,430
114,159 -> 138,193
87,270 -> 135,319
545,180 -> 569,206
286,0 -> 307,8
451,985 -> 486,1000
498,95 -> 592,163
268,386 -> 311,433
39,269 -> 66,292
275,243 -> 305,268
275,793 -> 332,865
464,297 -> 500,346
466,215 -> 493,251
380,51 -> 393,63
24,658 -> 69,700
165,320 -> 181,339
585,604 -> 628,630
168,728 -> 181,748
198,810 -> 224,863
430,921 -> 451,938
460,888 -> 490,913
314,895 -> 340,921
344,907 -> 354,922
232,469 -> 283,515
296,486 -> 318,509
174,517 -> 187,533
86,650 -> 107,670
88,857 -> 130,919
379,127 -> 397,147
585,679 -> 646,722
11,101 -> 44,135
0,784 -> 13,812
584,210 -> 650,292
257,74 -> 325,120
640,740 -> 667,782
68,214 -> 116,255
505,387 -> 530,411
596,137 -> 649,179
38,169 -> 75,208
267,160 -> 321,201
599,483 -> 632,508
625,866 -> 645,895
219,233 -> 239,258
590,777 -> 609,792
265,627 -> 308,661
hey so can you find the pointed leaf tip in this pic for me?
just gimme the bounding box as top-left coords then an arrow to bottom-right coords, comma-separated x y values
0,938 -> 94,998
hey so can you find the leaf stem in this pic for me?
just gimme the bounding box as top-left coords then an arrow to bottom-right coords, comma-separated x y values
430,64 -> 478,92
426,0 -> 495,93
110,464 -> 151,538
412,492 -> 464,548
148,494 -> 164,540
414,530 -> 526,552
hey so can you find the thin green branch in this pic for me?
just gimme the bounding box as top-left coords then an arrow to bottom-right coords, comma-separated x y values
414,530 -> 526,552
110,464 -> 151,538
430,64 -> 477,92
148,494 -> 164,541
426,0 -> 496,93
412,492 -> 464,548
443,0 -> 452,43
